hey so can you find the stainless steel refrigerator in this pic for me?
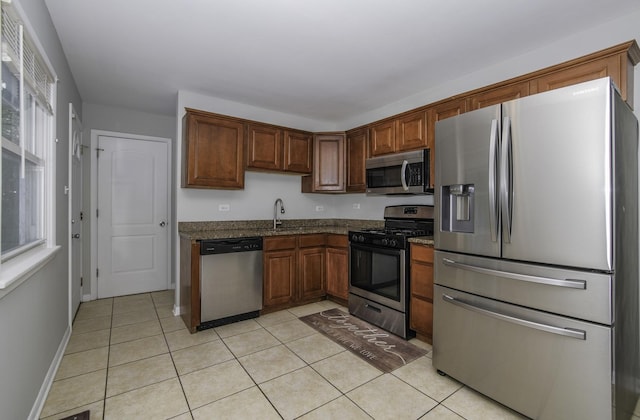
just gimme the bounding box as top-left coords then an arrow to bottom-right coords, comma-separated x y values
433,77 -> 639,420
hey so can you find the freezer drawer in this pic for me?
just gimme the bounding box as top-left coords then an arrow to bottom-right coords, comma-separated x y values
433,285 -> 612,420
434,250 -> 612,324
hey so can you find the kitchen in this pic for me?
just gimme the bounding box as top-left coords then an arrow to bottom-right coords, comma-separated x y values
3,1 -> 640,419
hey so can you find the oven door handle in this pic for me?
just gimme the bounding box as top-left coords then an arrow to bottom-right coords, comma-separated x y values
441,293 -> 586,340
401,160 -> 409,191
442,258 -> 586,289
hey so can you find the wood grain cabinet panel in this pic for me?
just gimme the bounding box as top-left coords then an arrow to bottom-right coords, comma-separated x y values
302,133 -> 345,193
346,128 -> 368,192
283,130 -> 313,174
410,244 -> 434,342
326,235 -> 349,301
263,245 -> 296,308
182,109 -> 245,189
246,123 -> 282,171
369,119 -> 396,156
396,110 -> 428,151
298,247 -> 326,300
467,82 -> 530,111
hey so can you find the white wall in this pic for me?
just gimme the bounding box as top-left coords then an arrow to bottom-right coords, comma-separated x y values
0,0 -> 82,418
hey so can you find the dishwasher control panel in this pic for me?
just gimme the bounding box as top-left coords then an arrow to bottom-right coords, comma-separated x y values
200,237 -> 263,255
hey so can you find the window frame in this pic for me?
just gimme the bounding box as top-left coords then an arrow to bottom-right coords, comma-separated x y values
0,0 -> 59,298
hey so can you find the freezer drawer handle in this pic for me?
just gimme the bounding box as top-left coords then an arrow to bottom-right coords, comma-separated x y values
441,293 -> 586,340
441,258 -> 586,289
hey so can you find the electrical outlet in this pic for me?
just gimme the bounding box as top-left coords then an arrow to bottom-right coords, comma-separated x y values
315,205 -> 324,212
352,203 -> 360,209
218,204 -> 230,211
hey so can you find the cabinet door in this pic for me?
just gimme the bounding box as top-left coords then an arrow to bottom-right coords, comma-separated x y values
263,249 -> 296,308
369,120 -> 396,156
396,110 -> 428,152
303,133 -> 345,192
246,123 -> 283,171
467,82 -> 530,111
410,245 -> 434,340
283,130 -> 313,174
346,128 -> 368,192
182,110 -> 245,189
298,247 -> 326,301
326,246 -> 348,300
530,55 -> 618,97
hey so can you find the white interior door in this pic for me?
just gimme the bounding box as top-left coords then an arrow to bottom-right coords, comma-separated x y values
96,134 -> 169,298
69,103 -> 83,321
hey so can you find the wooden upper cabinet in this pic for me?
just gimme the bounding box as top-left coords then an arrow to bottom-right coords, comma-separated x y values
301,133 -> 345,193
346,127 -> 368,192
245,124 -> 312,174
182,108 -> 244,189
283,130 -> 313,174
246,123 -> 282,171
467,82 -> 530,111
396,110 -> 428,151
369,119 -> 396,156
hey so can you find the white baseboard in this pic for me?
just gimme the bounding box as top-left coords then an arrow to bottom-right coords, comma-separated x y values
81,293 -> 92,302
173,303 -> 181,316
28,324 -> 71,420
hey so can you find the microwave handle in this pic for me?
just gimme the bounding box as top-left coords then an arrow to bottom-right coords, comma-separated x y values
401,160 -> 409,191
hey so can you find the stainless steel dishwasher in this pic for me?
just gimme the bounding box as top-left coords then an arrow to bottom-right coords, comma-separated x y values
199,237 -> 263,330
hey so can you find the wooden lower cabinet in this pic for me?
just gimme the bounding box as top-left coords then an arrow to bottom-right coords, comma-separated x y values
410,243 -> 434,343
326,234 -> 349,301
263,234 -> 327,312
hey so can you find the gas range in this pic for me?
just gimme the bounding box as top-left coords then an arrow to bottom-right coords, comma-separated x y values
349,205 -> 434,249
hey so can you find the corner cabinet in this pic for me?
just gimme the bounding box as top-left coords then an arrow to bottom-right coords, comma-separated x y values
182,108 -> 245,189
301,133 -> 346,193
409,243 -> 434,343
346,127 -> 368,192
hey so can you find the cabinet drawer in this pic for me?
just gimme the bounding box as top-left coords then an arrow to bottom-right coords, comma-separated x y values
264,236 -> 297,251
411,244 -> 434,263
326,234 -> 348,248
298,234 -> 326,248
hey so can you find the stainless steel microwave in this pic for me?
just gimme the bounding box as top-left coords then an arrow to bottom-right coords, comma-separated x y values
365,149 -> 432,195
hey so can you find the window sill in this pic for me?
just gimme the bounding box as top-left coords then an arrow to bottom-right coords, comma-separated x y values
0,246 -> 61,299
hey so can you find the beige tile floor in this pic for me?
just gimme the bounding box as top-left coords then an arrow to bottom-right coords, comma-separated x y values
40,291 -> 640,420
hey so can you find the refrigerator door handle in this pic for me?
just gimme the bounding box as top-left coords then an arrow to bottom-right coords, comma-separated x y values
441,257 -> 587,289
488,119 -> 499,242
441,293 -> 587,340
401,160 -> 409,191
500,117 -> 512,243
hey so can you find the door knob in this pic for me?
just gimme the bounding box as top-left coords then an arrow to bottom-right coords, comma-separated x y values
72,233 -> 80,239
159,221 -> 166,227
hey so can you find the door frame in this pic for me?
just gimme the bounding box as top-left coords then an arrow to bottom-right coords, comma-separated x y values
89,129 -> 172,300
68,103 -> 83,323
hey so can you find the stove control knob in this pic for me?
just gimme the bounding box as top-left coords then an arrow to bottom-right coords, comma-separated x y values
358,235 -> 365,242
351,234 -> 358,242
381,238 -> 389,246
390,239 -> 398,247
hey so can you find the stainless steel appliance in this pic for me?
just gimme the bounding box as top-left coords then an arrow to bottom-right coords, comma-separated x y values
349,205 -> 434,338
433,77 -> 639,420
366,149 -> 432,195
199,237 -> 263,330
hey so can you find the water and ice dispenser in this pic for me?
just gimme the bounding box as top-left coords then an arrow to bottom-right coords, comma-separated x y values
441,184 -> 475,233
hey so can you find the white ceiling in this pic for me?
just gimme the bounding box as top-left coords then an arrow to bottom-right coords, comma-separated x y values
44,0 -> 640,122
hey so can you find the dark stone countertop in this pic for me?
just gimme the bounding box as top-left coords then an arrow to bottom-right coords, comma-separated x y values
178,219 -> 384,241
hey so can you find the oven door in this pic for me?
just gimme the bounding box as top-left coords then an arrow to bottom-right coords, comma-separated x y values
349,242 -> 406,312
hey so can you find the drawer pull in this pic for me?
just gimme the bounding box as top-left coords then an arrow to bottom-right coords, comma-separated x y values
442,293 -> 586,340
442,258 -> 586,289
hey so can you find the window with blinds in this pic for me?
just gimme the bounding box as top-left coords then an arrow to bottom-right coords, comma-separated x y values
1,3 -> 56,259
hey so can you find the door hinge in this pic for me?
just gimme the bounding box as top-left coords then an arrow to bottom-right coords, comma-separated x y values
80,277 -> 83,287
96,147 -> 104,158
96,268 -> 99,278
80,211 -> 84,221
96,208 -> 99,218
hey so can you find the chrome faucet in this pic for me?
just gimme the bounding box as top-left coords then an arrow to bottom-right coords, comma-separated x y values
273,198 -> 285,229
